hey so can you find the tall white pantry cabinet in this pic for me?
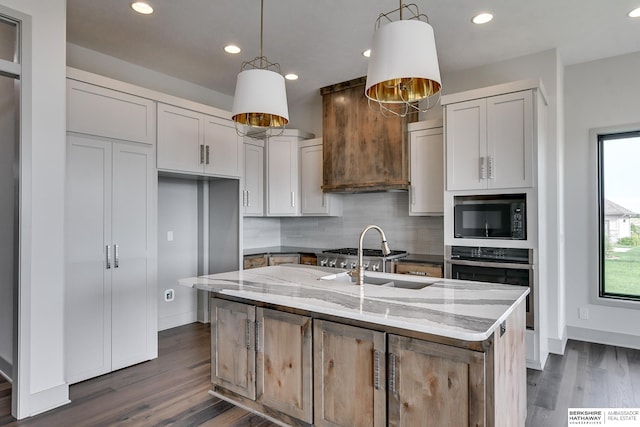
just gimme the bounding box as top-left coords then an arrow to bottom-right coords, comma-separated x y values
65,79 -> 158,384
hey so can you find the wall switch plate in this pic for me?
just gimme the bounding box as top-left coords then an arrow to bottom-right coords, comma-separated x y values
164,289 -> 174,302
579,307 -> 589,319
167,231 -> 174,241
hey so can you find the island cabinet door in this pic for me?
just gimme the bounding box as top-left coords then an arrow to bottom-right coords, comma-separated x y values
255,308 -> 313,423
388,335 -> 486,427
313,320 -> 386,427
210,299 -> 256,400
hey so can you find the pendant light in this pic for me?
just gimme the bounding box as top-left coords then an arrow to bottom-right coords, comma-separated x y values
365,2 -> 442,117
232,0 -> 289,136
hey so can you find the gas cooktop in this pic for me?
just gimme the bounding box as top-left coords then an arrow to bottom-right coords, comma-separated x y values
322,248 -> 407,258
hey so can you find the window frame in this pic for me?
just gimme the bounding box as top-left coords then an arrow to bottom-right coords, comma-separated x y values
592,124 -> 640,309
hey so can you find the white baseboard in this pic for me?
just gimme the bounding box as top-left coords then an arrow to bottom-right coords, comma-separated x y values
158,311 -> 197,331
28,383 -> 70,417
548,327 -> 568,355
567,326 -> 640,350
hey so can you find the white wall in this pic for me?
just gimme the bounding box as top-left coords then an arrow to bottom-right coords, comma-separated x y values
67,44 -> 234,112
564,51 -> 640,347
157,178 -> 198,331
0,0 -> 69,418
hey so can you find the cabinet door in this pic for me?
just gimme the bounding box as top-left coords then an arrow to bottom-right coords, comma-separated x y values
67,80 -> 155,145
203,115 -> 241,177
388,335 -> 485,427
266,136 -> 299,216
211,299 -> 256,400
410,127 -> 444,215
157,103 -> 203,174
243,141 -> 264,216
300,142 -> 343,216
256,308 -> 313,423
65,135 -> 113,384
487,90 -> 534,189
314,320 -> 386,427
445,99 -> 487,191
111,142 -> 156,370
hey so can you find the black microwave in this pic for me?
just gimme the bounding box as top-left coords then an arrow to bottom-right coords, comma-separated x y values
453,194 -> 526,240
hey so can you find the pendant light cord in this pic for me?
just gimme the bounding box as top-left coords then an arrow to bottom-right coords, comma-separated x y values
259,0 -> 264,68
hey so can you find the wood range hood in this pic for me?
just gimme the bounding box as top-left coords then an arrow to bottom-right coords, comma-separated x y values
320,76 -> 418,193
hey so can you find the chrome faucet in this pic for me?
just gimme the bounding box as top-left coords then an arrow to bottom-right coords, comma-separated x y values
355,225 -> 391,286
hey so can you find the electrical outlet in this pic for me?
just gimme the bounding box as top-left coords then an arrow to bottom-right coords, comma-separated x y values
164,289 -> 174,302
579,307 -> 589,319
167,231 -> 174,242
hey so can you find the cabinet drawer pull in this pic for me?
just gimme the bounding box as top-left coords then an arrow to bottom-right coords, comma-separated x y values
114,244 -> 119,268
245,319 -> 251,349
205,145 -> 210,165
291,191 -> 295,208
374,350 -> 381,390
247,190 -> 251,207
106,245 -> 111,269
389,353 -> 397,395
200,144 -> 205,164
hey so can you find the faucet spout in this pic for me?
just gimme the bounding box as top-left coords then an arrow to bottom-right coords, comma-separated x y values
356,225 -> 391,286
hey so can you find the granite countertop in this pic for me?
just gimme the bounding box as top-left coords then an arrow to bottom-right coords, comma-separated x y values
179,264 -> 528,342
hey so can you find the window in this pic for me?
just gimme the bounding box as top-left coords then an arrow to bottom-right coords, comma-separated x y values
598,131 -> 640,300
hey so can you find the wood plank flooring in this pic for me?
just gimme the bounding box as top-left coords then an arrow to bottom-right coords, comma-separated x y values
1,324 -> 639,426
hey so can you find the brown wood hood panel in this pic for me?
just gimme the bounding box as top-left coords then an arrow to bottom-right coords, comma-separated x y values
321,76 -> 416,193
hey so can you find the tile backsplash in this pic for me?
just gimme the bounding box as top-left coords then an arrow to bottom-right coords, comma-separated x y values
244,192 -> 444,255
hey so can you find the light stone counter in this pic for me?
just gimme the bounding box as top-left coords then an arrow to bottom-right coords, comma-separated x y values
179,264 -> 529,342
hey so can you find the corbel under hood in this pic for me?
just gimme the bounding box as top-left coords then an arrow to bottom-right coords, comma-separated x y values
320,77 -> 417,193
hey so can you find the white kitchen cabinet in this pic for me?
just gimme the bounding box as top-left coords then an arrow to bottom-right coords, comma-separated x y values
67,79 -> 156,145
445,90 -> 533,190
266,130 -> 313,216
242,138 -> 264,216
408,121 -> 444,215
157,103 -> 241,178
300,139 -> 342,216
65,134 -> 157,384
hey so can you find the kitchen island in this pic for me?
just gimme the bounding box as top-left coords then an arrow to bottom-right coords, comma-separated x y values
179,264 -> 529,427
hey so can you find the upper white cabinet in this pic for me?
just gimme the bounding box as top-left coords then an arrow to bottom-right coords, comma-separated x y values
266,130 -> 313,216
157,103 -> 241,178
445,89 -> 534,191
243,138 -> 265,216
300,139 -> 342,216
408,121 -> 444,216
67,79 -> 155,145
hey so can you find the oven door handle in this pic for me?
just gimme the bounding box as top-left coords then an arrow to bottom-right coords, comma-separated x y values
446,259 -> 534,270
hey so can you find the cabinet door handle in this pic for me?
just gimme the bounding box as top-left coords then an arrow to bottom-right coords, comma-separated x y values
245,319 -> 252,349
114,244 -> 119,268
487,156 -> 494,180
479,156 -> 486,180
389,353 -> 397,395
374,350 -> 381,390
106,245 -> 111,269
247,190 -> 251,207
200,144 -> 205,164
255,321 -> 261,352
205,145 -> 210,165
291,191 -> 295,208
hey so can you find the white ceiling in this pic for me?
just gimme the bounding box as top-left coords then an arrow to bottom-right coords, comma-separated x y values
66,0 -> 640,106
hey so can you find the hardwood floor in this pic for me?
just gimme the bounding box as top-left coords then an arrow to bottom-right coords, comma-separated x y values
1,324 -> 639,426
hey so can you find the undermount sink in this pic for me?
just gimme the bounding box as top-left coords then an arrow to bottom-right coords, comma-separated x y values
319,271 -> 431,290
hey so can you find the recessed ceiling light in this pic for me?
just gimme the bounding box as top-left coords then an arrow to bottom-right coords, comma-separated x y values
472,12 -> 493,24
131,2 -> 153,15
285,73 -> 299,81
224,45 -> 241,54
629,7 -> 640,18
362,49 -> 371,58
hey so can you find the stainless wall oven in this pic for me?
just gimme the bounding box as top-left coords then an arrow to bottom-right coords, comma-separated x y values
445,246 -> 534,329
